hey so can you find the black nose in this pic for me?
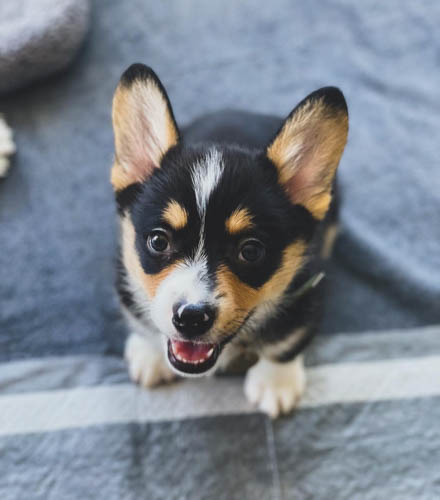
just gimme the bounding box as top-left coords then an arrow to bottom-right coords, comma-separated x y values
172,302 -> 216,338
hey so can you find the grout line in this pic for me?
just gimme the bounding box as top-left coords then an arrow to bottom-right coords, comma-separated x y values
264,417 -> 283,500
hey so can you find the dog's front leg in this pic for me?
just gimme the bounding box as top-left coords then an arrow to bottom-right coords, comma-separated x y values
244,327 -> 309,418
124,332 -> 176,388
244,355 -> 306,418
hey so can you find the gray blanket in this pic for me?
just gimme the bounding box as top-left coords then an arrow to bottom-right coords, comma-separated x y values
1,0 -> 439,498
1,326 -> 440,499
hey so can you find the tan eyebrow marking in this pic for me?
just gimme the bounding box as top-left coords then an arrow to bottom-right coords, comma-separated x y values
225,208 -> 254,234
162,200 -> 188,230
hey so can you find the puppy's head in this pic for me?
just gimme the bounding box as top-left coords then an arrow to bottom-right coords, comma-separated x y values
112,64 -> 348,376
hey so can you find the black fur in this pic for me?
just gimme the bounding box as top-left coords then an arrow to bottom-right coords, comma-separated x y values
124,144 -> 320,290
114,66 -> 346,364
116,183 -> 143,215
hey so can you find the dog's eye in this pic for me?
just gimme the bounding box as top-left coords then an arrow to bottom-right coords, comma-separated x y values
238,239 -> 265,264
147,230 -> 171,254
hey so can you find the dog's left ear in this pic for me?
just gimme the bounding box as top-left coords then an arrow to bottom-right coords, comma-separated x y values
111,63 -> 180,191
267,87 -> 348,219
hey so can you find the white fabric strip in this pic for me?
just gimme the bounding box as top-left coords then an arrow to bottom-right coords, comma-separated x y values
1,355 -> 440,436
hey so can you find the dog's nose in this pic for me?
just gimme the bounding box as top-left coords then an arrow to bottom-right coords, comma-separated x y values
172,302 -> 216,338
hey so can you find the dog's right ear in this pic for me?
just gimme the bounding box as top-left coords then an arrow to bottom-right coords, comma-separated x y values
111,64 -> 180,191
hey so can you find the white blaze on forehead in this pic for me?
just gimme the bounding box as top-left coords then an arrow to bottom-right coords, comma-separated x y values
191,148 -> 224,217
149,149 -> 224,336
191,148 -> 224,261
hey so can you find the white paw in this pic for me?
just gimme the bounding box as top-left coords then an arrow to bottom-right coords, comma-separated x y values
0,115 -> 15,178
124,333 -> 176,388
244,355 -> 306,418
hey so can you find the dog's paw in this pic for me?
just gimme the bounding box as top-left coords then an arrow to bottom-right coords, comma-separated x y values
124,333 -> 176,388
244,355 -> 306,418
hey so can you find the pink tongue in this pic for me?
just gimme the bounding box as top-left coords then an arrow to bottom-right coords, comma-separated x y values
171,339 -> 214,362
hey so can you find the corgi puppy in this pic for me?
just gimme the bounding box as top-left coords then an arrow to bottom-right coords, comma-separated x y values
111,64 -> 348,418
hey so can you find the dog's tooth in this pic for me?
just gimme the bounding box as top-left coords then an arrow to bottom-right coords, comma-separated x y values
174,349 -> 215,365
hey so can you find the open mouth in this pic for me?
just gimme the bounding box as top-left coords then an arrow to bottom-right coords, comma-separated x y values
167,339 -> 221,375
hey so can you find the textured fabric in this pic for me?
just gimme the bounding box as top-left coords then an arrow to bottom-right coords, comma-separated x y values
1,3 -> 440,497
0,0 -> 90,93
1,327 -> 440,500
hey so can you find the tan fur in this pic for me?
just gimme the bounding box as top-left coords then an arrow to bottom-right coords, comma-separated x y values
267,98 -> 348,220
214,240 -> 306,332
163,200 -> 188,230
321,223 -> 339,259
111,79 -> 178,191
306,192 -> 332,221
121,216 -> 181,298
225,208 -> 254,234
111,161 -> 136,192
